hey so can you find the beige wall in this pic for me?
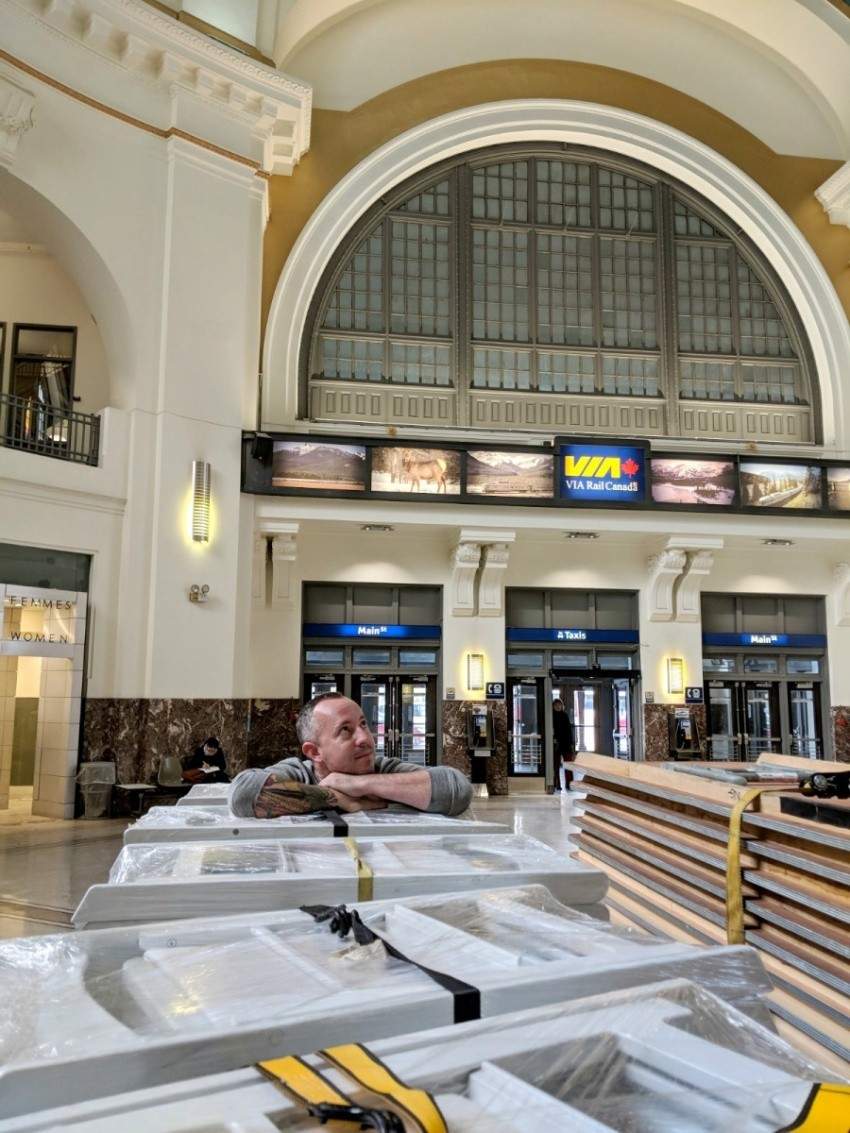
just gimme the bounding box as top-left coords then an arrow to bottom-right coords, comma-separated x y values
262,60 -> 850,337
0,247 -> 111,414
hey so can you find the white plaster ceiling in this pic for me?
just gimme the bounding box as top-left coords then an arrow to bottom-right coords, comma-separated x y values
275,0 -> 850,158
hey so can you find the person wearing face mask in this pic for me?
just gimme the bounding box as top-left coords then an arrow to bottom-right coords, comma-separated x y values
229,691 -> 472,818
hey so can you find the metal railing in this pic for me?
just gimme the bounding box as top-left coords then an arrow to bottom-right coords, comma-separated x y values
0,391 -> 100,466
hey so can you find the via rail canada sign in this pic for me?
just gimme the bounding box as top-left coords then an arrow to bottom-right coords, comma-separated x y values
559,441 -> 647,503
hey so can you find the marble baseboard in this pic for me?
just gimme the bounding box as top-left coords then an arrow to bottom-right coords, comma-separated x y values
830,707 -> 850,763
442,699 -> 509,796
82,699 -> 301,784
643,703 -> 707,762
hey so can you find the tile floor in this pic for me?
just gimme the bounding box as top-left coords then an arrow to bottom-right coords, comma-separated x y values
0,791 -> 577,939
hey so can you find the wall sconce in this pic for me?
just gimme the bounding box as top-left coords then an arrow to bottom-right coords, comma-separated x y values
467,652 -> 485,692
188,584 -> 210,604
667,657 -> 685,696
191,460 -> 211,543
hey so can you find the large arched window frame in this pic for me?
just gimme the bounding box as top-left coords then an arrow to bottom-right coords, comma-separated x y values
300,144 -> 818,444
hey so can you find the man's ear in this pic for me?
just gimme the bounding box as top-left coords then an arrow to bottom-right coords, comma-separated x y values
302,741 -> 319,762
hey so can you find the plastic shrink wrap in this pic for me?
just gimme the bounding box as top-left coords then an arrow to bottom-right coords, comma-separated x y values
0,979 -> 838,1132
176,783 -> 229,806
74,834 -> 607,927
0,886 -> 776,1117
123,806 -> 509,844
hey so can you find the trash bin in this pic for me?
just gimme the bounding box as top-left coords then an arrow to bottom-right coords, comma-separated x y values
76,761 -> 117,819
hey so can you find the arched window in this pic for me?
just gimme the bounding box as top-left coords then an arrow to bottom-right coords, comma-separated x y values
303,146 -> 816,444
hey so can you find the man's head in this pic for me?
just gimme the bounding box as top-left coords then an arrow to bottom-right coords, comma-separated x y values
203,737 -> 220,756
296,692 -> 376,779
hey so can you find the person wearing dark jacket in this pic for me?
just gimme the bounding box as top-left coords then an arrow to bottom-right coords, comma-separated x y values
552,698 -> 576,793
182,736 -> 230,784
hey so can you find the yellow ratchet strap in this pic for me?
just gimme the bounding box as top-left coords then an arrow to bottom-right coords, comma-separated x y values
322,1043 -> 448,1133
257,1054 -> 352,1108
778,1082 -> 850,1131
725,784 -> 793,945
344,835 -> 374,902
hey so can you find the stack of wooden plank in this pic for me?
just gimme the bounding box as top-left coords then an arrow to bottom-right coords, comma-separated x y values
570,752 -> 850,1076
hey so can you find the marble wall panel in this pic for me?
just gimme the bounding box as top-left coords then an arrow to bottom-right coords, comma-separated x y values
247,698 -> 300,768
441,699 -> 508,796
831,707 -> 850,763
643,703 -> 707,762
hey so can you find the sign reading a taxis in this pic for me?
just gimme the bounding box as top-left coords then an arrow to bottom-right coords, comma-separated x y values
558,441 -> 647,503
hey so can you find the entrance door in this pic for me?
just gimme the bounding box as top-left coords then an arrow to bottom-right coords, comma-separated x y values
508,679 -> 544,776
706,681 -> 782,760
788,683 -> 821,758
553,678 -> 636,759
351,674 -> 437,765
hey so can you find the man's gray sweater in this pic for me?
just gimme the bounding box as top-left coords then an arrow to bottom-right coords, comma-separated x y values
230,755 -> 473,818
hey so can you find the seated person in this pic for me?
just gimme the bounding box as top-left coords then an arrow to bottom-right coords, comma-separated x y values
182,736 -> 230,784
230,691 -> 472,819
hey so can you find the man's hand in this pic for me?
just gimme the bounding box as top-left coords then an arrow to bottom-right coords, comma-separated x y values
253,775 -> 387,818
319,772 -> 372,798
318,768 -> 433,812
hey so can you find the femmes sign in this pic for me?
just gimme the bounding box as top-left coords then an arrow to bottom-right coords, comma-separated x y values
2,591 -> 77,648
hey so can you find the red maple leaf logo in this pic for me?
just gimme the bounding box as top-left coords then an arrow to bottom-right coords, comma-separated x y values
622,458 -> 640,477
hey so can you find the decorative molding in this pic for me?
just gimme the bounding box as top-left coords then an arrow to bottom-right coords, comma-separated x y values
816,161 -> 850,229
450,540 -> 481,617
646,548 -> 687,622
269,525 -> 298,610
0,71 -> 35,165
833,562 -> 850,626
5,0 -> 312,173
677,549 -> 717,622
251,533 -> 268,610
264,100 -> 850,444
478,541 -> 513,618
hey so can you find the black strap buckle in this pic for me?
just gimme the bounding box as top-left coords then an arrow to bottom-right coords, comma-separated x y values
307,1102 -> 405,1131
800,771 -> 850,799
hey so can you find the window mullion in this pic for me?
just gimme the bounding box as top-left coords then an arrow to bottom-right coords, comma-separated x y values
456,165 -> 471,426
657,184 -> 680,435
382,215 -> 391,381
590,161 -> 603,395
729,243 -> 743,400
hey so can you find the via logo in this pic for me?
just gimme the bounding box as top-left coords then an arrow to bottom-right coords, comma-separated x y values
563,454 -> 640,479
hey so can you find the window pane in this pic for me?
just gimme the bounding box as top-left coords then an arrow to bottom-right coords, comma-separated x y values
741,363 -> 800,404
319,336 -> 384,381
471,347 -> 532,390
389,341 -> 451,386
538,352 -> 595,394
787,657 -> 820,674
598,169 -> 655,231
703,656 -> 736,672
600,237 -> 657,350
400,179 -> 451,217
536,159 -> 592,227
536,233 -> 594,346
595,592 -> 637,629
679,359 -> 735,401
507,652 -> 544,669
743,656 -> 779,673
15,327 -> 75,357
353,648 -> 391,666
305,649 -> 344,666
390,220 -> 451,338
552,652 -> 589,668
601,355 -> 658,397
399,649 -> 438,666
472,229 -> 529,342
472,161 -> 528,224
597,653 -> 633,670
737,259 -> 795,358
676,243 -> 733,353
321,229 -> 383,333
673,198 -> 722,239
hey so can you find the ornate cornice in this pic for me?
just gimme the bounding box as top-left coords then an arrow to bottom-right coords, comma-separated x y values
5,0 -> 311,173
0,71 -> 35,165
816,161 -> 850,229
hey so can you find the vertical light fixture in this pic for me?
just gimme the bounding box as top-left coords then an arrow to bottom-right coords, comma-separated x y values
667,657 -> 685,696
191,460 -> 211,543
467,652 -> 485,692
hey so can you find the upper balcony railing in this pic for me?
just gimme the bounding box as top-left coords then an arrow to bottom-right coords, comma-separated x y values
0,392 -> 100,467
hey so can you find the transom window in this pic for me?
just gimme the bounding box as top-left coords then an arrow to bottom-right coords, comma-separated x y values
304,146 -> 816,442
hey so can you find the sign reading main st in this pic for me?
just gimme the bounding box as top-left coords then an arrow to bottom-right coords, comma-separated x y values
558,439 -> 647,504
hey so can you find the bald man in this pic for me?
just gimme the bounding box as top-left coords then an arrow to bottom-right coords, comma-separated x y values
230,691 -> 472,818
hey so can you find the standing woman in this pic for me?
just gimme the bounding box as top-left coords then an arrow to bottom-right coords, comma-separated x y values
552,698 -> 576,793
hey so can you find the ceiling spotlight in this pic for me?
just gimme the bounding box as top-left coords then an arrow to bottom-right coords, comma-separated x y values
763,538 -> 794,547
564,531 -> 599,540
361,524 -> 395,533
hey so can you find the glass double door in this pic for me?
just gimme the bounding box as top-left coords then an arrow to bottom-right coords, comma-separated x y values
555,677 -> 635,760
351,674 -> 437,766
706,680 -> 822,760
